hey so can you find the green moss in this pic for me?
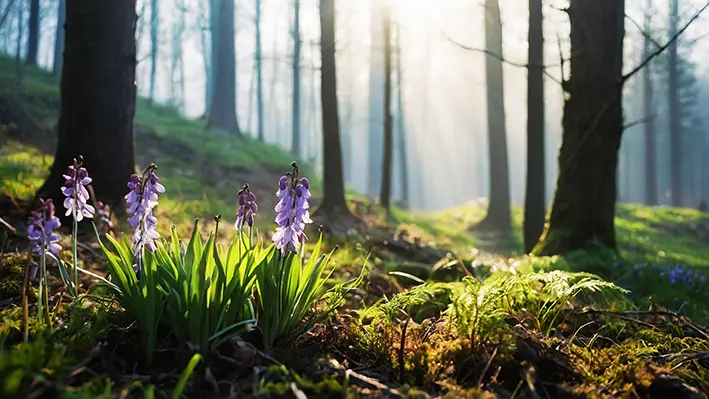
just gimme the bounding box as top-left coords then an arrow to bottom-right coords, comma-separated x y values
0,254 -> 34,303
0,141 -> 52,199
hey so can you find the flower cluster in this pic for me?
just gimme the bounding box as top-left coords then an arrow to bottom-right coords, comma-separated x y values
62,156 -> 95,221
27,199 -> 62,256
125,164 -> 165,258
272,162 -> 312,256
95,201 -> 113,233
235,184 -> 258,230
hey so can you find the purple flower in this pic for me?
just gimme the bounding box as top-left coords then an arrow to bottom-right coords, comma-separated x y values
62,157 -> 95,221
272,163 -> 313,256
124,164 -> 164,273
28,199 -> 62,256
235,184 -> 258,230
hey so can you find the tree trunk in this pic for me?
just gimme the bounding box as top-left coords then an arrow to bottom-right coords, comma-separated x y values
170,1 -> 185,110
148,0 -> 158,106
25,0 -> 37,65
36,0 -> 137,217
643,0 -> 657,206
533,0 -> 625,255
292,0 -> 301,156
523,0 -> 545,254
52,0 -> 65,77
207,0 -> 240,134
379,5 -> 393,212
255,0 -> 264,141
668,0 -> 681,207
367,2 -> 384,197
15,0 -> 23,84
314,0 -> 352,220
478,0 -> 511,231
206,0 -> 220,114
394,21 -> 409,205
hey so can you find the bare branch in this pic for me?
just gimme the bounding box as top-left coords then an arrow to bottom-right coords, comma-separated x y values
623,115 -> 654,131
442,31 -> 563,85
625,14 -> 661,49
621,1 -> 709,84
0,0 -> 17,31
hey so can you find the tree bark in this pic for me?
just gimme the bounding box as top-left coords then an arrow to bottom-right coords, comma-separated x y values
36,0 -> 137,217
533,0 -> 625,255
367,2 -> 384,197
52,0 -> 65,77
25,0 -> 38,65
668,0 -> 681,207
148,0 -> 158,106
643,0 -> 657,206
379,6 -> 393,212
255,0 -> 264,141
206,0 -> 220,114
478,0 -> 511,231
314,0 -> 352,220
207,0 -> 240,134
523,0 -> 545,254
292,0 -> 301,156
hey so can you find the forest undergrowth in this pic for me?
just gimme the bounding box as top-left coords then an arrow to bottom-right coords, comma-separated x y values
1,58 -> 709,398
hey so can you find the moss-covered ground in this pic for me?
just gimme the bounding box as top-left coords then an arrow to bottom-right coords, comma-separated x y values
1,55 -> 709,398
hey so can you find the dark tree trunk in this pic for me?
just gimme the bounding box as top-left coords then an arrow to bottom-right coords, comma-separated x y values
523,0 -> 545,254
25,0 -> 38,65
643,0 -> 657,205
255,0 -> 264,141
314,0 -> 352,220
379,6 -> 393,211
533,0 -> 625,255
668,0 -> 681,207
292,0 -> 301,156
478,0 -> 511,231
148,0 -> 158,106
52,0 -> 65,77
207,0 -> 240,134
395,22 -> 409,205
36,0 -> 137,217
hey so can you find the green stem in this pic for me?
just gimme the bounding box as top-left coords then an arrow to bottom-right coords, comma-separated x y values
38,243 -> 46,325
72,213 -> 78,295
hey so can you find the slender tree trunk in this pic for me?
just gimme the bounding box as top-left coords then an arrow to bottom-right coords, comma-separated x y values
207,0 -> 240,134
315,0 -> 352,220
379,6 -> 393,211
367,2 -> 384,197
533,0 -> 625,255
668,0 -> 681,207
478,0 -> 511,231
148,0 -> 158,106
643,0 -> 657,205
292,0 -> 301,156
523,0 -> 545,253
37,0 -> 137,216
394,21 -> 408,205
25,0 -> 37,65
52,0 -> 65,77
15,0 -> 22,84
206,0 -> 220,114
0,0 -> 16,32
170,1 -> 186,110
255,0 -> 264,141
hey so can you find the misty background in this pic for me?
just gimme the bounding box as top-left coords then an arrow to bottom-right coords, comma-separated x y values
4,0 -> 709,211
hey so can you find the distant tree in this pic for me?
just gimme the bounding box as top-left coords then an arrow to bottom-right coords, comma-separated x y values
314,0 -> 353,223
367,2 -> 384,197
523,0 -> 545,253
292,0 -> 301,156
25,0 -> 37,65
255,0 -> 264,140
148,0 -> 158,106
643,0 -> 658,205
533,0 -> 625,255
207,0 -> 240,134
206,0 -> 220,114
668,0 -> 681,206
478,0 -> 511,231
379,5 -> 393,213
0,1 -> 16,31
170,0 -> 186,111
52,0 -> 65,77
394,21 -> 409,205
37,0 -> 137,215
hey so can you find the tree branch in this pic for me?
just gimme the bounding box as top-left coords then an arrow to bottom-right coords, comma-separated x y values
441,31 -> 563,85
0,0 -> 17,31
620,1 -> 709,84
625,14 -> 662,49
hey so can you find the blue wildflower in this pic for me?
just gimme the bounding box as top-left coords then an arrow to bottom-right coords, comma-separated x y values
124,164 -> 164,272
235,184 -> 258,230
28,199 -> 62,256
272,162 -> 312,256
62,157 -> 95,221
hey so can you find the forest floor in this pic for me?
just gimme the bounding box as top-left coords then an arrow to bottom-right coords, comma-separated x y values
1,56 -> 709,398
